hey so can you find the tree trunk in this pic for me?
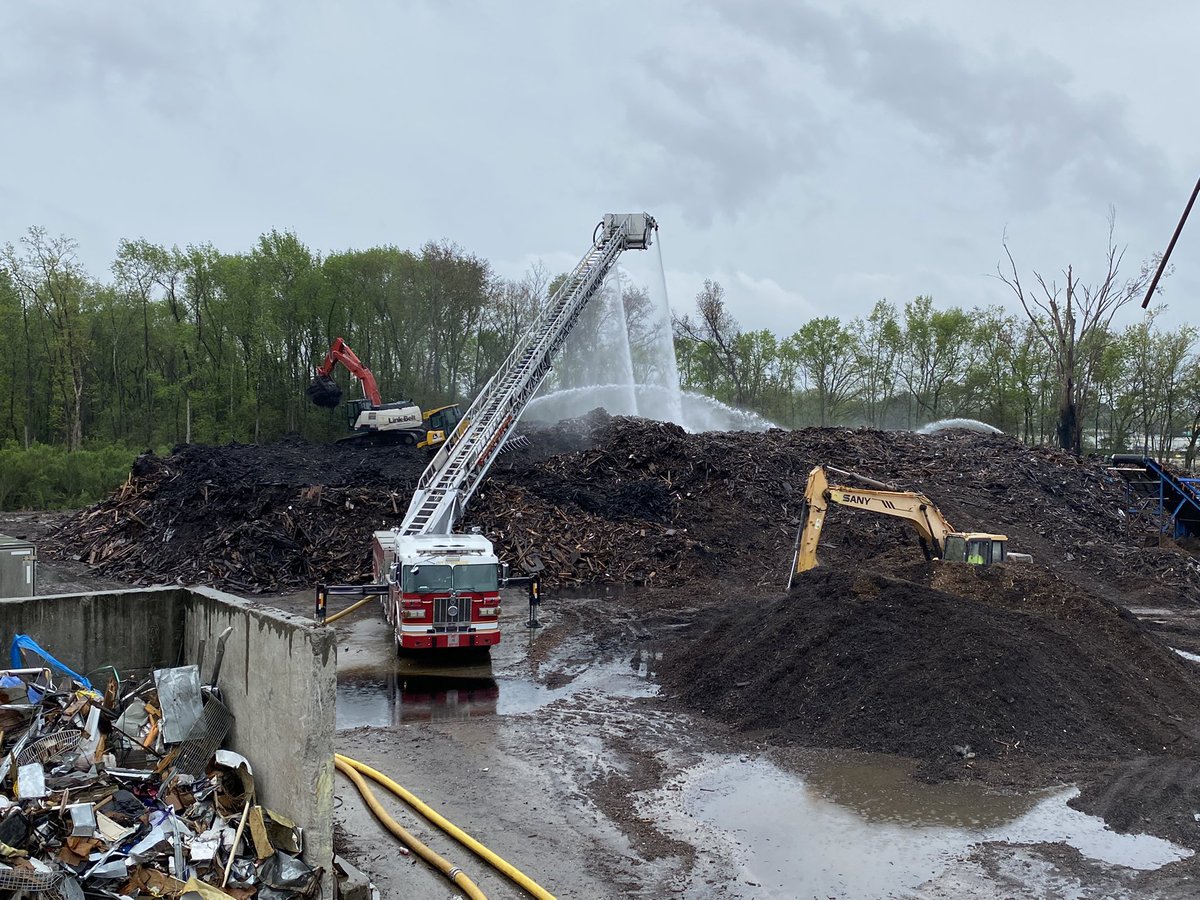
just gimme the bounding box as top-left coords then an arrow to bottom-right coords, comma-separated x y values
1057,372 -> 1078,452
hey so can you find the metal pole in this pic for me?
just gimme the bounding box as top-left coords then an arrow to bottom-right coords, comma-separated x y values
1142,174 -> 1200,309
525,576 -> 542,629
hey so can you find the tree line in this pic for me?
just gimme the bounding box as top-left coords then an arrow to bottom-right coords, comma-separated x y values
674,283 -> 1198,467
1,224 -> 1196,475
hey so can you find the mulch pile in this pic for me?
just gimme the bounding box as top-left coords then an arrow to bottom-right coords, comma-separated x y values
43,410 -> 1199,596
39,410 -> 1200,840
45,436 -> 430,592
657,562 -> 1200,784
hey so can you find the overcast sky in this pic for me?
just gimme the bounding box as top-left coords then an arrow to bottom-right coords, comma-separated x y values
2,1 -> 1196,335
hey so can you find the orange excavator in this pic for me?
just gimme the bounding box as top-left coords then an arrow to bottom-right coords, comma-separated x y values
308,337 -> 462,448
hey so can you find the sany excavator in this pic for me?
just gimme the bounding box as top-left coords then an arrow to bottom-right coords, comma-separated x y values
317,214 -> 658,651
787,465 -> 1025,589
308,337 -> 462,448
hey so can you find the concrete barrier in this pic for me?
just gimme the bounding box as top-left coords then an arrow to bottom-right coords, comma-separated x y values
0,586 -> 336,896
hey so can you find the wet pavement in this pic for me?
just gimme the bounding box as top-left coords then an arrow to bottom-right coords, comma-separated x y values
332,588 -> 658,729
327,591 -> 1197,899
336,658 -> 656,729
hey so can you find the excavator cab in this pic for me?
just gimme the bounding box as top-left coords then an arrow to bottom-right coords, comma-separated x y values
345,398 -> 375,430
942,533 -> 1008,565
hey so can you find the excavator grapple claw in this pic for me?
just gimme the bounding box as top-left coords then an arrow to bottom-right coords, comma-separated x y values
307,374 -> 343,408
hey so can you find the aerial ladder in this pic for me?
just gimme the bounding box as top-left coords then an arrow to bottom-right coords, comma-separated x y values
401,213 -> 658,536
318,214 -> 658,651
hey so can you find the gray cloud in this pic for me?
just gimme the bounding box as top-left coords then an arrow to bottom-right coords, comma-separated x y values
619,17 -> 833,225
0,0 -> 1193,338
0,2 -> 272,121
709,1 -> 1173,216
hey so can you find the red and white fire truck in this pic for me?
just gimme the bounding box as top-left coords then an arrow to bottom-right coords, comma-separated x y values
373,532 -> 502,650
320,214 -> 657,652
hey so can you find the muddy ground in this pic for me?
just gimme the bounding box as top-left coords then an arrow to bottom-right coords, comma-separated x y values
6,417 -> 1200,898
7,511 -> 1200,898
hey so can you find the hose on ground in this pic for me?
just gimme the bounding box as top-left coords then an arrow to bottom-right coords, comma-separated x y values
335,753 -> 557,900
334,756 -> 487,900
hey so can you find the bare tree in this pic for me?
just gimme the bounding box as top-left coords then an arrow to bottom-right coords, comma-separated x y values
996,210 -> 1158,453
673,279 -> 745,404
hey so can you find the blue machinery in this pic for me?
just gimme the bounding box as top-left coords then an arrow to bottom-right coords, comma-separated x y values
1108,454 -> 1200,539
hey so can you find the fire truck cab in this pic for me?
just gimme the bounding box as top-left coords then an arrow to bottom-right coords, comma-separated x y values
373,530 -> 502,650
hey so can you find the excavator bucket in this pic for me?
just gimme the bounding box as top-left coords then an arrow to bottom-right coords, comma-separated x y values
307,374 -> 343,408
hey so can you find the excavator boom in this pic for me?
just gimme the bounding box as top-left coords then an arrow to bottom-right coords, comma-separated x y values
309,337 -> 383,407
789,465 -> 1009,586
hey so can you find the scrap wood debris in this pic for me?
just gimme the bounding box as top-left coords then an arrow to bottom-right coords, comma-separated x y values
42,411 -> 1200,598
0,636 -> 319,899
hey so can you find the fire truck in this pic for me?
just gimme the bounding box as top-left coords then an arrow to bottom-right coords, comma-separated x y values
374,533 -> 501,650
320,213 -> 658,652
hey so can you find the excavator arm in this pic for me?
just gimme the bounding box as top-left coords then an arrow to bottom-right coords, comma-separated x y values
308,337 -> 383,408
789,465 -> 958,585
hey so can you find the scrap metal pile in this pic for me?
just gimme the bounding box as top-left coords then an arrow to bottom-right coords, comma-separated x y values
43,411 -> 1200,596
0,638 -> 318,899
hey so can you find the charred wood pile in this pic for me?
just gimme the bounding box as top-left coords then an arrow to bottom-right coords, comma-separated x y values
44,412 -> 1199,597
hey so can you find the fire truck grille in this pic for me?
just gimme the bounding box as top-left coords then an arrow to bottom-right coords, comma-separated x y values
434,596 -> 470,628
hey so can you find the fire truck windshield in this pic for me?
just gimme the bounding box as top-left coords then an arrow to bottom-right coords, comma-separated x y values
404,564 -> 497,593
451,564 -> 498,592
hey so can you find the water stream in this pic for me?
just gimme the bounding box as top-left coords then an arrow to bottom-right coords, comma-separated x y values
534,249 -> 776,433
524,383 -> 776,433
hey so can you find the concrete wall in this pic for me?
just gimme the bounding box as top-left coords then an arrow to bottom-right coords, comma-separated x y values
0,587 -> 185,675
0,587 -> 336,896
181,587 -> 337,890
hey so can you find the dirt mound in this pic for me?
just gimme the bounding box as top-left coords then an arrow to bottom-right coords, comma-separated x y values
1071,756 -> 1200,849
657,565 -> 1200,784
481,416 -> 1199,598
44,413 -> 1200,596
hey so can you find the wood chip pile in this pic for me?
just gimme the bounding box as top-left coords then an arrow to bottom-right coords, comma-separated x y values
44,412 -> 1199,596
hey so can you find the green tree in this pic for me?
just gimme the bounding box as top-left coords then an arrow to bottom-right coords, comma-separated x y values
894,296 -> 976,425
674,280 -> 746,405
2,229 -> 93,450
793,317 -> 859,426
849,300 -> 900,428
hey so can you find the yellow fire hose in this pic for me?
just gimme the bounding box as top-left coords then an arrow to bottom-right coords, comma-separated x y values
335,753 -> 557,900
333,756 -> 488,900
322,595 -> 378,625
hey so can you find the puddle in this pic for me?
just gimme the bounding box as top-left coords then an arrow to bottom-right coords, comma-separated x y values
1173,647 -> 1200,663
337,657 -> 656,729
662,756 -> 1192,899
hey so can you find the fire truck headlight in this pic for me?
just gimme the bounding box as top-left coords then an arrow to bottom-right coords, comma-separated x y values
479,606 -> 500,617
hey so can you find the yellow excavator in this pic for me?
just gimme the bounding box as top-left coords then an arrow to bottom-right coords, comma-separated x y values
787,465 -> 1021,588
